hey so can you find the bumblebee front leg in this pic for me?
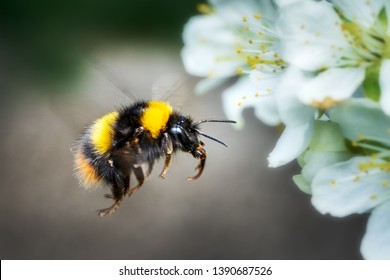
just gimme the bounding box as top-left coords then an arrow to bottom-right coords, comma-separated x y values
187,143 -> 207,181
160,132 -> 173,179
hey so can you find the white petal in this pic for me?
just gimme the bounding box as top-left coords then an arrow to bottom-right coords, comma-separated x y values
194,77 -> 228,95
212,0 -> 277,24
274,0 -> 309,8
182,15 -> 236,46
312,156 -> 390,217
302,150 -> 352,184
268,121 -> 313,167
361,201 -> 390,259
379,59 -> 390,115
181,15 -> 243,78
274,66 -> 315,125
222,78 -> 280,129
298,67 -> 365,105
181,46 -> 240,78
252,96 -> 280,127
333,0 -> 384,29
277,0 -> 350,71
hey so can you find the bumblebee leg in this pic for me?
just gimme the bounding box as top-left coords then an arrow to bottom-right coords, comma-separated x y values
128,166 -> 145,196
123,173 -> 131,196
146,161 -> 154,177
98,193 -> 124,218
98,200 -> 123,217
187,145 -> 207,181
160,132 -> 173,179
160,153 -> 172,179
98,177 -> 129,217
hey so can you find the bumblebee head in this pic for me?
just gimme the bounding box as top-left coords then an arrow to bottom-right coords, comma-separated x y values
168,114 -> 236,153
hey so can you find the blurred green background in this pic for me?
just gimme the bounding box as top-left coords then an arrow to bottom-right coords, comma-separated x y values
0,0 -> 201,93
0,0 -> 366,259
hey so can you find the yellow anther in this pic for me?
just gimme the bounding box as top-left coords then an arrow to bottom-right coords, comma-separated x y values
197,3 -> 213,14
357,135 -> 366,141
207,70 -> 216,78
370,194 -> 378,200
254,13 -> 262,20
310,97 -> 339,109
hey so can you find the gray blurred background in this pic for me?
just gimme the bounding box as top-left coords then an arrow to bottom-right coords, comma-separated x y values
0,0 -> 366,259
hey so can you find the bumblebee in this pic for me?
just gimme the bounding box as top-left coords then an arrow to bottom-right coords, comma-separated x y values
74,100 -> 235,217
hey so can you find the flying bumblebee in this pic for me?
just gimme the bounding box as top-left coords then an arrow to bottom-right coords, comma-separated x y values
73,100 -> 235,217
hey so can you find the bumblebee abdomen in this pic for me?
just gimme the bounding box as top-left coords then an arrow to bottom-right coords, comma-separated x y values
74,149 -> 102,188
90,111 -> 119,155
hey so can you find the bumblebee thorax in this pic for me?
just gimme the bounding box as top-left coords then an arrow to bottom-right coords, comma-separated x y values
140,101 -> 172,138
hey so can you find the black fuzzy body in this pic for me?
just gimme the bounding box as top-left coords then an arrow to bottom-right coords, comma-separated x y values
76,100 -> 209,217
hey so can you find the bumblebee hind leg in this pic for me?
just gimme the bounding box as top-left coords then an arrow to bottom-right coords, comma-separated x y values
98,176 -> 129,218
128,166 -> 145,196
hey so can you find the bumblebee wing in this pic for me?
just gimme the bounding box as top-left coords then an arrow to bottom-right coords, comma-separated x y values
151,73 -> 190,107
111,140 -> 154,180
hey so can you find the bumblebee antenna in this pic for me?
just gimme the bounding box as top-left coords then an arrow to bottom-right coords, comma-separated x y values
194,119 -> 236,126
193,129 -> 228,147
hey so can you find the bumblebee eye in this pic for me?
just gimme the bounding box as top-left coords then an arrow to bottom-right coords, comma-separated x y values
170,125 -> 191,143
170,125 -> 181,135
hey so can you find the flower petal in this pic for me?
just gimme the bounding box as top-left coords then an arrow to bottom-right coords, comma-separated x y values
333,0 -> 384,29
302,150 -> 352,186
312,156 -> 390,217
274,0 -> 309,8
277,0 -> 350,71
194,77 -> 228,95
222,78 -> 280,128
361,200 -> 390,259
268,121 -> 313,167
379,59 -> 390,115
298,67 -> 365,106
274,66 -> 315,125
181,15 -> 243,78
212,0 -> 277,24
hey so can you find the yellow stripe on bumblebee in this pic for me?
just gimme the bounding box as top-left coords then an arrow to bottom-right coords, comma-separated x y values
141,101 -> 172,138
90,111 -> 119,154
